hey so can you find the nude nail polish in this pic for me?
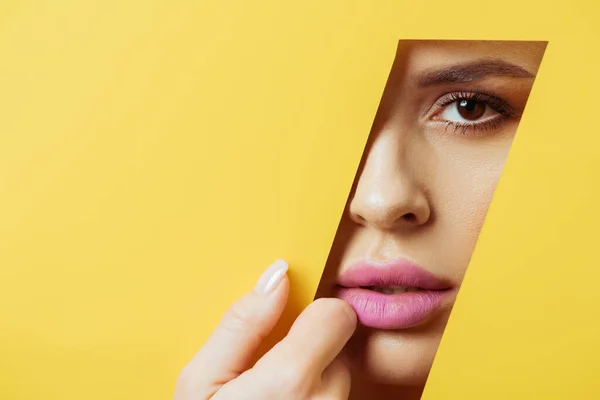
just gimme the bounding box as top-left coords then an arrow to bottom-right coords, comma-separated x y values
255,259 -> 288,294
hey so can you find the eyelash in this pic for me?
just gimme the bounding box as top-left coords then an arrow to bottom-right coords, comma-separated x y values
432,91 -> 518,135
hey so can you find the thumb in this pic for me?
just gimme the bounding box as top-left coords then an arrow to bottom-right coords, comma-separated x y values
314,355 -> 352,399
176,260 -> 289,399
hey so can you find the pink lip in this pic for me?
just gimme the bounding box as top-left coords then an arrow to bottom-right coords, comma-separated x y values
335,259 -> 454,330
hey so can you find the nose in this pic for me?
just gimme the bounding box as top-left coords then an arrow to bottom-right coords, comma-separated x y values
349,133 -> 431,230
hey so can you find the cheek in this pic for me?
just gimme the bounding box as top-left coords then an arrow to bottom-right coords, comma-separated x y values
442,168 -> 500,229
433,143 -> 510,271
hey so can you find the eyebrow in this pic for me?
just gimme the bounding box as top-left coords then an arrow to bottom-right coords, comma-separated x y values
416,60 -> 535,86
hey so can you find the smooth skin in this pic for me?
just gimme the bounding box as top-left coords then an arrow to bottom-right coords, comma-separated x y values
175,260 -> 357,400
319,40 -> 546,399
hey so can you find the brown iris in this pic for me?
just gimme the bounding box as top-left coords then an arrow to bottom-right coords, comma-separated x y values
457,99 -> 486,120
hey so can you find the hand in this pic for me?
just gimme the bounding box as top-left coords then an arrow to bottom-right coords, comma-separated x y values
175,260 -> 357,400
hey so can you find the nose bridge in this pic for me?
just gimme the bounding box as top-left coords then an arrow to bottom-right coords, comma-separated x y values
349,131 -> 430,229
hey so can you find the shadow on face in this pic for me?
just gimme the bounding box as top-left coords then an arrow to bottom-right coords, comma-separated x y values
314,40 -> 546,390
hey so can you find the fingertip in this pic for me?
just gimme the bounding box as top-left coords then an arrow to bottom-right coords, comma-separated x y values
255,259 -> 289,295
310,298 -> 357,330
338,299 -> 358,328
333,298 -> 357,330
272,270 -> 290,298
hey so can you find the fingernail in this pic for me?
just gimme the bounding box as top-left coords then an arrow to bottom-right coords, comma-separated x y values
255,259 -> 288,295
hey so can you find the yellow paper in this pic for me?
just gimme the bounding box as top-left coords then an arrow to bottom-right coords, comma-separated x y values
0,1 -> 599,399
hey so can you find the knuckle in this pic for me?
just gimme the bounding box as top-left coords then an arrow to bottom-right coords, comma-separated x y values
219,299 -> 259,333
253,363 -> 311,398
175,366 -> 198,398
175,365 -> 217,400
270,365 -> 311,395
176,364 -> 193,386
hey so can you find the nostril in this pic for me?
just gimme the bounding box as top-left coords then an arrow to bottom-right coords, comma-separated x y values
402,213 -> 417,223
350,212 -> 367,226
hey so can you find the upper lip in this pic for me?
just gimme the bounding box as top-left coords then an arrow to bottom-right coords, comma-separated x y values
336,258 -> 453,291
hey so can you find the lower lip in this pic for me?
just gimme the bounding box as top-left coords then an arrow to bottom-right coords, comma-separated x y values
335,287 -> 451,330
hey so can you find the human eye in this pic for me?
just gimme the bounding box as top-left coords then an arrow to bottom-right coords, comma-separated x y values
429,91 -> 518,135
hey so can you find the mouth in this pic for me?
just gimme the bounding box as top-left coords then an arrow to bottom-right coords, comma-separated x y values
358,285 -> 426,294
334,259 -> 455,330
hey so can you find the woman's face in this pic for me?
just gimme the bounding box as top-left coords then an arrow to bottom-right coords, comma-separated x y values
317,41 -> 545,386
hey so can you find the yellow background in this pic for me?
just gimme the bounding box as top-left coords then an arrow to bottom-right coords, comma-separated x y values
0,1 -> 598,399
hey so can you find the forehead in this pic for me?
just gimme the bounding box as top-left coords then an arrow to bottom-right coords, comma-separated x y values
395,40 -> 547,75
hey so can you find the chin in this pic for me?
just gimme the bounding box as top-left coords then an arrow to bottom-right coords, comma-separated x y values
345,311 -> 451,387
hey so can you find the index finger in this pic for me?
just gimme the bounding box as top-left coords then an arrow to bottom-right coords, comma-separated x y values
176,260 -> 289,398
